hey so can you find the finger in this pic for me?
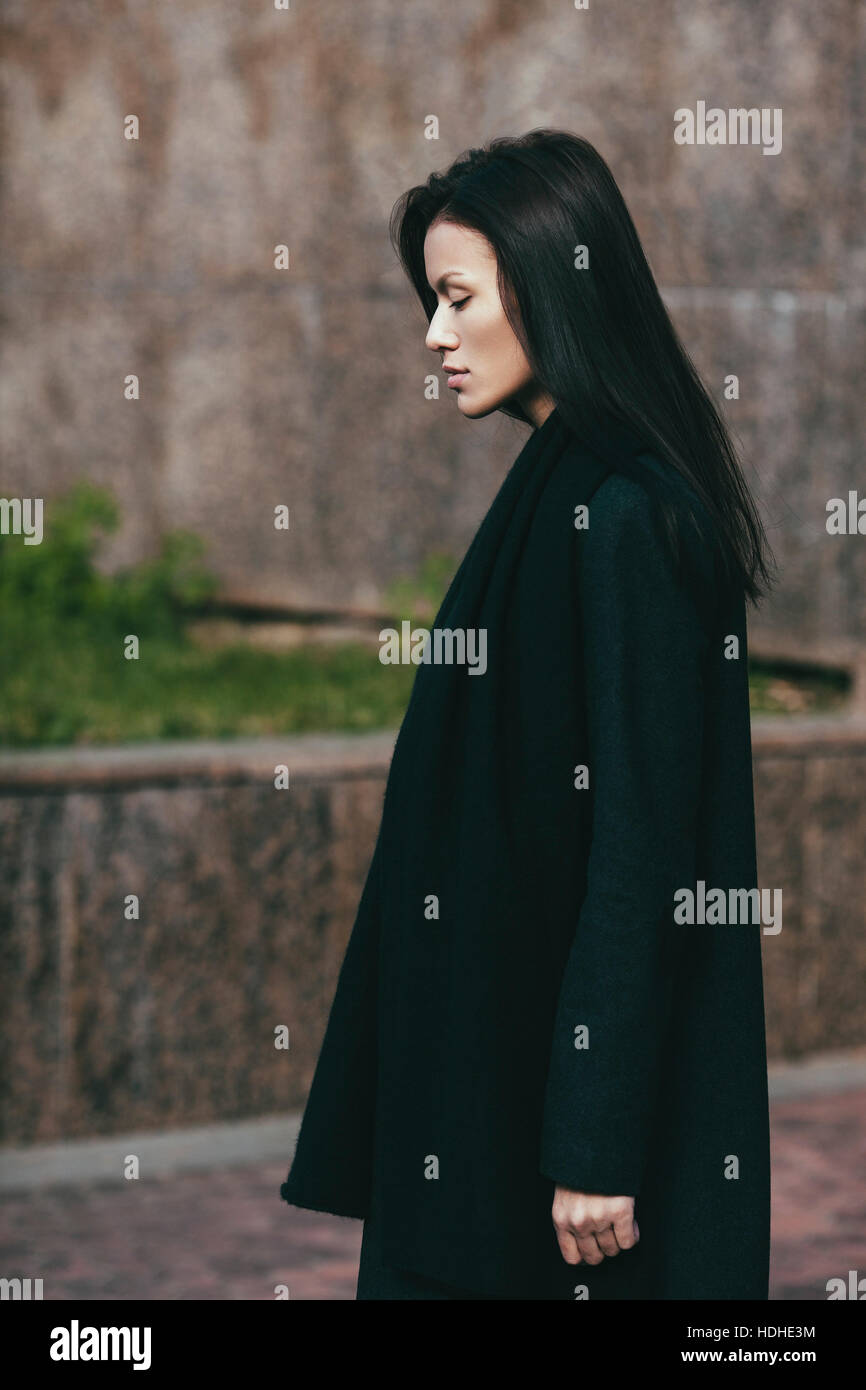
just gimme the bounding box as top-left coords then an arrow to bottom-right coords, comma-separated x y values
612,1210 -> 638,1251
595,1224 -> 620,1257
576,1233 -> 605,1265
556,1228 -> 583,1266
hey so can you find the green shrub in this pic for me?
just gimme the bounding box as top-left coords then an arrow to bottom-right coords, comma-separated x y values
0,480 -> 217,644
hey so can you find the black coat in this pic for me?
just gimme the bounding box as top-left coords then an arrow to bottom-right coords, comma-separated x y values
280,406 -> 771,1300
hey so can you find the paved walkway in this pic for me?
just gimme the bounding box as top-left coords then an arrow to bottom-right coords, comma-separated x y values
1,1082 -> 863,1300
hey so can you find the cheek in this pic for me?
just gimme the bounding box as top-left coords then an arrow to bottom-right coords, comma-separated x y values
485,336 -> 530,392
484,315 -> 525,371
470,312 -> 513,369
461,307 -> 531,393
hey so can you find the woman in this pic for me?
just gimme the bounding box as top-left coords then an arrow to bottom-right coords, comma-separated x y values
280,130 -> 776,1300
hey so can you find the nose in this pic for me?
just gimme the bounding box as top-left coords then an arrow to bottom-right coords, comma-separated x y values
425,302 -> 459,356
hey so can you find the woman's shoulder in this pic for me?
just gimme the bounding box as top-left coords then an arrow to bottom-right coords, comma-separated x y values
589,450 -> 709,524
587,452 -> 712,540
582,453 -> 724,618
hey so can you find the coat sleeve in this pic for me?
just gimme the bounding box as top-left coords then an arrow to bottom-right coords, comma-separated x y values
539,471 -> 713,1197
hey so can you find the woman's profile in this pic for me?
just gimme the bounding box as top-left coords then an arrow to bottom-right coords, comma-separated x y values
280,129 -> 776,1301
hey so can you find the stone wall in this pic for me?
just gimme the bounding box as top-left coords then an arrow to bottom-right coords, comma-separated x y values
1,719 -> 865,1146
1,1 -> 863,650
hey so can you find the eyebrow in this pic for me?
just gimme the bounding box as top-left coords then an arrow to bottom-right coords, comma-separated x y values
430,269 -> 470,293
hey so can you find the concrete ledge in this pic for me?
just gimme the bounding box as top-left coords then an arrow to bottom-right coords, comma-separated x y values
750,713 -> 866,751
0,1114 -> 302,1193
766,1043 -> 866,1101
0,730 -> 397,792
1,718 -> 865,795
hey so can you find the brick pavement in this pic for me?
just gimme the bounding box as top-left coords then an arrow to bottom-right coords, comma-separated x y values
769,1087 -> 866,1300
1,1087 -> 863,1300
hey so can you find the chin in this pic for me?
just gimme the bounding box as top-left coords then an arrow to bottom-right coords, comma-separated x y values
455,390 -> 501,421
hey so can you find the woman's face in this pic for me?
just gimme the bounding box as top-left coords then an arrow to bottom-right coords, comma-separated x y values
423,219 -> 554,428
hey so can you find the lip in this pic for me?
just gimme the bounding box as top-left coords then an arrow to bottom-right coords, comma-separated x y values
444,367 -> 470,388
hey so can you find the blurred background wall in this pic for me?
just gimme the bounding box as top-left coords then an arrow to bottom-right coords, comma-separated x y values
2,0 -> 863,643
1,0 -> 865,1149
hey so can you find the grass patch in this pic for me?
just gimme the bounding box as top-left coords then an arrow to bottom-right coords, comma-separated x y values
0,482 -> 851,748
0,634 -> 418,748
747,660 -> 850,716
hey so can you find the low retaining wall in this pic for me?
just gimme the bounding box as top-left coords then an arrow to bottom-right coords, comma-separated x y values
1,719 -> 865,1146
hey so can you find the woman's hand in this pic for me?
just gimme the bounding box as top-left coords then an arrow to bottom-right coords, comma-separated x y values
552,1186 -> 639,1265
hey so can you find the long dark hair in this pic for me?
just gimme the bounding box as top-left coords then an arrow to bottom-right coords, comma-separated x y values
390,129 -> 776,606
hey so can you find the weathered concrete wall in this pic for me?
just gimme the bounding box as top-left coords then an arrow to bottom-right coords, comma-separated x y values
1,719 -> 865,1146
1,1 -> 864,646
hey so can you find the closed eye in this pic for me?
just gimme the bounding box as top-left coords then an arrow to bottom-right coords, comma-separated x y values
451,296 -> 471,311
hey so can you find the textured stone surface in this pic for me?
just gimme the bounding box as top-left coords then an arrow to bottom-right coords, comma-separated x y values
1,721 -> 866,1145
1,0 -> 863,638
751,719 -> 866,1059
0,746 -> 389,1144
